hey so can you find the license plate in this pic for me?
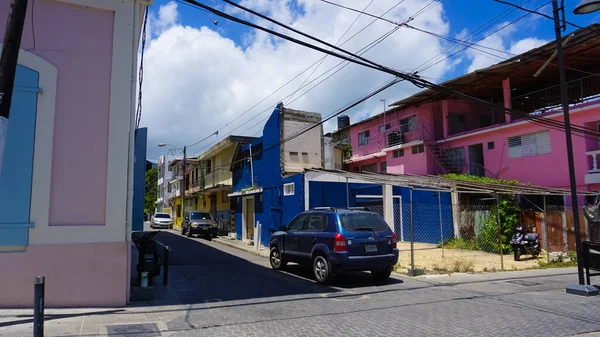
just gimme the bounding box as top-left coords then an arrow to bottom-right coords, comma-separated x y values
365,244 -> 378,253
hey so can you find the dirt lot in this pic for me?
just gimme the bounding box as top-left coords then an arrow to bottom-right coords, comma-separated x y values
395,241 -> 542,274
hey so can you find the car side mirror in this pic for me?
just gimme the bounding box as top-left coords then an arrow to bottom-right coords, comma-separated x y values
278,225 -> 287,231
185,216 -> 189,220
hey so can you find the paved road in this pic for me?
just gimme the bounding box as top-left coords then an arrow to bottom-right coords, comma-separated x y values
1,224 -> 600,336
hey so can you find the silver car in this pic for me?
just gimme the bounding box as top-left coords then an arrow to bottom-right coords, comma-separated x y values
151,212 -> 173,229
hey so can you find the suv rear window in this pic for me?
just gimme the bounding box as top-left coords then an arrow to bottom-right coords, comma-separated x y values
339,212 -> 388,232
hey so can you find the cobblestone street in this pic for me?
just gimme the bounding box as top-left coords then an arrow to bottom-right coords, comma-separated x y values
1,226 -> 600,337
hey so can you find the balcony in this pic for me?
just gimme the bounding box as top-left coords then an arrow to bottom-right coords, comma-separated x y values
585,150 -> 600,185
170,171 -> 183,182
202,168 -> 232,190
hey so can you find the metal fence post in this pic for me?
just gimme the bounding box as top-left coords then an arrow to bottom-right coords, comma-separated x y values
163,246 -> 169,286
495,193 -> 504,270
409,187 -> 415,275
543,195 -> 549,262
438,191 -> 444,259
34,276 -> 44,337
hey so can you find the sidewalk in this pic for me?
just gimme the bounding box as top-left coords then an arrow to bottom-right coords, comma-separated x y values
212,236 -> 269,258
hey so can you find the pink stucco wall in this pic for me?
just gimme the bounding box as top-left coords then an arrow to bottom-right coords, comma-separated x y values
0,242 -> 129,307
346,93 -> 600,191
443,106 -> 599,190
0,0 -> 114,225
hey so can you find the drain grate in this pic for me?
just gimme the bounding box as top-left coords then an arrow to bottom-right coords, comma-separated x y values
106,323 -> 161,336
505,279 -> 542,287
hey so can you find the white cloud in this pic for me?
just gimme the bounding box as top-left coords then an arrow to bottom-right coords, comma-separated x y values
140,0 -> 456,161
464,21 -> 549,73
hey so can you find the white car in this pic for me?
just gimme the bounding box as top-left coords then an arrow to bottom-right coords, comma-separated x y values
151,212 -> 173,229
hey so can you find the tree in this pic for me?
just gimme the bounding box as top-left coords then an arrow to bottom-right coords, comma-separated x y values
144,167 -> 158,216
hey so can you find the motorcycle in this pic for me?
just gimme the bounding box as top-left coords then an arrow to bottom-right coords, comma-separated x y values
510,225 -> 541,261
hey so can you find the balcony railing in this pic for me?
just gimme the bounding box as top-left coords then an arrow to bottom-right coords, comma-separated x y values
585,150 -> 600,185
203,168 -> 232,190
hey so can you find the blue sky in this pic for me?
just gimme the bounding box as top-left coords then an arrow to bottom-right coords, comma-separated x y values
150,0 -> 597,79
141,0 -> 599,161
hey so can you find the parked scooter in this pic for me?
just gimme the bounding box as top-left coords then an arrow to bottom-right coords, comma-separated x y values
510,225 -> 541,261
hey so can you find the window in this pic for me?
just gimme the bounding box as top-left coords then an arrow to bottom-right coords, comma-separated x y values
380,161 -> 387,174
154,213 -> 171,219
361,164 -> 377,173
358,130 -> 370,146
393,149 -> 404,158
306,214 -> 327,231
379,123 -> 391,132
411,144 -> 425,154
288,214 -> 307,231
444,147 -> 466,169
302,152 -> 309,163
167,183 -> 172,193
289,152 -> 299,162
339,212 -> 388,232
283,183 -> 295,196
221,191 -> 228,203
400,116 -> 417,133
487,142 -> 495,150
168,165 -> 173,172
508,131 -> 551,159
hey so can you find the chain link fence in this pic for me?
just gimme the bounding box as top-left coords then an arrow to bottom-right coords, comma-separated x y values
387,190 -> 592,275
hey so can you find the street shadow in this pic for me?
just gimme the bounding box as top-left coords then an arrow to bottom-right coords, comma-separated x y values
281,264 -> 404,289
130,231 -> 340,307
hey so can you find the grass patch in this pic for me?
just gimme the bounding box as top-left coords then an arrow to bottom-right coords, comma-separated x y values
431,260 -> 475,274
535,260 -> 578,269
440,238 -> 480,251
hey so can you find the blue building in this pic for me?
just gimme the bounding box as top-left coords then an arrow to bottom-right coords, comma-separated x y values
229,104 -> 455,248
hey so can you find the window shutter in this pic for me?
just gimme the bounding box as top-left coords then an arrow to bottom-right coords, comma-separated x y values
508,136 -> 522,158
536,131 -> 551,154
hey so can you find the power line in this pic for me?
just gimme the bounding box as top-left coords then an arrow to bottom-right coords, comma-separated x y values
190,1 -> 417,156
182,0 -> 600,140
187,0 -> 408,156
286,0 -> 375,105
493,0 -> 584,29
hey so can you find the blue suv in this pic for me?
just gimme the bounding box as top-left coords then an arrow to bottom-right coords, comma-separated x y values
269,207 -> 399,284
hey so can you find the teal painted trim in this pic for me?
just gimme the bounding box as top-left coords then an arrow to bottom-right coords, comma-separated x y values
13,86 -> 41,93
0,223 -> 35,228
0,227 -> 29,246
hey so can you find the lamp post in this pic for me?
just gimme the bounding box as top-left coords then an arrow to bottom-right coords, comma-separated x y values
550,0 -> 599,294
493,0 -> 600,294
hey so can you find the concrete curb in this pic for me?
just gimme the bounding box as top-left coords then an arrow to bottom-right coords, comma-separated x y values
213,237 -> 269,258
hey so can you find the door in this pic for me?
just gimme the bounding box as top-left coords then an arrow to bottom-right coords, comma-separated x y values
245,197 -> 255,240
284,214 -> 307,259
210,194 -> 217,218
297,213 -> 328,259
468,143 -> 485,177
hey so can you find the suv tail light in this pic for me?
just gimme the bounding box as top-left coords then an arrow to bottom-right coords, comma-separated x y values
334,233 -> 346,252
391,232 -> 398,249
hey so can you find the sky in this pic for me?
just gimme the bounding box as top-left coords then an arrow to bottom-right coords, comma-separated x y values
139,0 -> 598,162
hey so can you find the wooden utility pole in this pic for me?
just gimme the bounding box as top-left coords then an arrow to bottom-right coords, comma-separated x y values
0,0 -> 29,174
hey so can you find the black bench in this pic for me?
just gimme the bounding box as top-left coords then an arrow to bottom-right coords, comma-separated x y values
583,241 -> 600,286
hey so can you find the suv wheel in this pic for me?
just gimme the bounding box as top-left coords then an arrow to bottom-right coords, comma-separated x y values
269,247 -> 286,270
313,255 -> 331,284
372,266 -> 393,283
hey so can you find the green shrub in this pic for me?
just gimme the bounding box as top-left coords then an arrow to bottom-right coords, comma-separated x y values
477,198 -> 520,254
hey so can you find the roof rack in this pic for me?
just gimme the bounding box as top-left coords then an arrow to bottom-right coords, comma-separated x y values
311,207 -> 337,212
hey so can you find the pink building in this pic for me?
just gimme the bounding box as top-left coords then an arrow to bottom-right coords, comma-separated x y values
0,0 -> 151,307
343,24 -> 600,195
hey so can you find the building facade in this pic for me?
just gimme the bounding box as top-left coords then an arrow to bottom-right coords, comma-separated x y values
0,0 -> 150,307
230,103 -> 325,246
156,155 -> 173,214
336,24 -> 600,198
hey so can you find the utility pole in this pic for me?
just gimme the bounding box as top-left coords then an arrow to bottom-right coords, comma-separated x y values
182,145 -> 186,216
249,144 -> 254,187
0,0 -> 29,175
550,0 -> 585,286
